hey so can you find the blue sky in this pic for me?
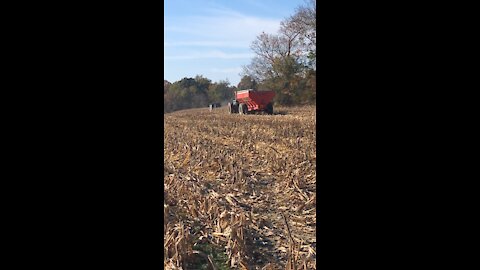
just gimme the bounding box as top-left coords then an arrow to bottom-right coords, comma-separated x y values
164,0 -> 306,86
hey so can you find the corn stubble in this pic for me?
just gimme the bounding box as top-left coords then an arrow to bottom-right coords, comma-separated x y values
164,106 -> 316,269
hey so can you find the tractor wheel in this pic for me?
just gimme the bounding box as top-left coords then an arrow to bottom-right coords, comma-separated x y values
266,103 -> 273,115
228,103 -> 233,114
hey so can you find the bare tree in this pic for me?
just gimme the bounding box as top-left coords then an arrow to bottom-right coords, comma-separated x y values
285,0 -> 316,69
240,0 -> 316,105
242,55 -> 275,82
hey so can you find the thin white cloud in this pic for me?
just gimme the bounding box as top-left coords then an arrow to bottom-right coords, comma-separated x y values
238,0 -> 272,12
210,67 -> 243,74
165,50 -> 254,60
164,41 -> 248,48
164,3 -> 286,85
165,8 -> 281,47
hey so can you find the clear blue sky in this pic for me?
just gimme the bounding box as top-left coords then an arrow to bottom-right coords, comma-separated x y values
164,0 -> 306,86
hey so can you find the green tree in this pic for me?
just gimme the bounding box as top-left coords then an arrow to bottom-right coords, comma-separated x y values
208,80 -> 231,103
163,76 -> 236,113
237,75 -> 258,90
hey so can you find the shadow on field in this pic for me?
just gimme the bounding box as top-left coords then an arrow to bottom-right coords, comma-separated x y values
273,110 -> 288,115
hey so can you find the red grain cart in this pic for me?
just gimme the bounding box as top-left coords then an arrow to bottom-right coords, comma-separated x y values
228,89 -> 275,115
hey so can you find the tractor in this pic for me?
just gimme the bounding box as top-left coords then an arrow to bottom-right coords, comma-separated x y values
227,89 -> 275,115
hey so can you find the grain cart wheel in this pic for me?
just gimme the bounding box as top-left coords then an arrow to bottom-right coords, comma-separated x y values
244,104 -> 249,114
239,103 -> 247,115
266,103 -> 274,115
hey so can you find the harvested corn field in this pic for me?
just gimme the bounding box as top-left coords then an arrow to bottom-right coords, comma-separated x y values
164,106 -> 316,269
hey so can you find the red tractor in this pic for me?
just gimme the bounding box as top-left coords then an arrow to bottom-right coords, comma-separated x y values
228,89 -> 275,115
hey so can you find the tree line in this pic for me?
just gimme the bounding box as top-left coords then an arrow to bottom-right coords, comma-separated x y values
163,76 -> 236,113
163,0 -> 316,113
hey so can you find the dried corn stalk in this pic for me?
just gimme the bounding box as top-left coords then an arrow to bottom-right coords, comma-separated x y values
164,106 -> 316,269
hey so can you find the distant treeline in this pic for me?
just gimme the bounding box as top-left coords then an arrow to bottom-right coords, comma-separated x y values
163,0 -> 316,113
163,76 -> 236,113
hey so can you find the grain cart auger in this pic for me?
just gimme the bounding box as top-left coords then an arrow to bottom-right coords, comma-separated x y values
227,89 -> 275,115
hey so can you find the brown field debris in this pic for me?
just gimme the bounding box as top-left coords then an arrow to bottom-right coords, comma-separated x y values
164,106 -> 316,269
